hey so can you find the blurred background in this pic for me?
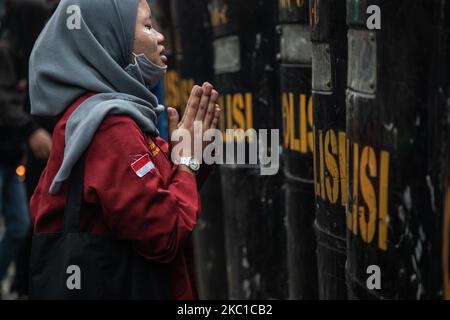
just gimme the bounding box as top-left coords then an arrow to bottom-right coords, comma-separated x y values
0,0 -> 449,300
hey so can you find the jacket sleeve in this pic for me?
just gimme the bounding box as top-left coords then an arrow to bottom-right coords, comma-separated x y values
85,115 -> 200,264
0,94 -> 40,139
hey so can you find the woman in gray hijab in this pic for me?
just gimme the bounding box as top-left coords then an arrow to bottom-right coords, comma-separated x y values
28,0 -> 221,299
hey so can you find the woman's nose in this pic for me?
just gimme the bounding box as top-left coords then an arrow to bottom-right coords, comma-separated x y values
156,31 -> 165,44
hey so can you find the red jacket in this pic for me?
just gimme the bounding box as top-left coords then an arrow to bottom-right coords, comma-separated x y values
30,93 -> 201,299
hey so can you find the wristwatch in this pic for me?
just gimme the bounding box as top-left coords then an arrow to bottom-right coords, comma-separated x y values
179,156 -> 201,173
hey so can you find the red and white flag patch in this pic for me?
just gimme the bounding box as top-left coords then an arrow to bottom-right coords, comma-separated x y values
130,154 -> 155,178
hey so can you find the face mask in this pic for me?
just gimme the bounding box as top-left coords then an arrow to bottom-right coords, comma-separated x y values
125,53 -> 167,88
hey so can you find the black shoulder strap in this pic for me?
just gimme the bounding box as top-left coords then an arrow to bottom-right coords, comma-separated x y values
63,155 -> 85,233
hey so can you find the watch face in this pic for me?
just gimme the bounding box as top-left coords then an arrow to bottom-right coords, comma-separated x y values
189,158 -> 201,171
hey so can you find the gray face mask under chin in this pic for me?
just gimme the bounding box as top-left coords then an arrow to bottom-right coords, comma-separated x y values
125,53 -> 167,88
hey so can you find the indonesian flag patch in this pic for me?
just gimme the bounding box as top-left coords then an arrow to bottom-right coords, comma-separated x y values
130,154 -> 155,178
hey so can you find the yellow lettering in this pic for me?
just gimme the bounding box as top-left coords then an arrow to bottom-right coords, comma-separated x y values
210,5 -> 228,28
289,93 -> 301,152
245,93 -> 253,134
281,93 -> 312,154
282,93 -> 290,148
319,130 -> 325,200
310,0 -> 319,26
226,94 -> 232,137
378,151 -> 389,251
220,92 -> 254,142
313,126 -> 320,196
300,94 -> 307,153
164,70 -> 180,108
232,93 -> 245,130
347,143 -> 391,250
218,95 -> 226,139
324,130 -> 339,204
307,96 -> 314,152
279,0 -> 303,9
352,143 -> 359,235
346,138 -> 352,230
339,131 -> 347,206
359,146 -> 377,244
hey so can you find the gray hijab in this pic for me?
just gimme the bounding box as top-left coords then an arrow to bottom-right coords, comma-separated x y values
29,0 -> 166,194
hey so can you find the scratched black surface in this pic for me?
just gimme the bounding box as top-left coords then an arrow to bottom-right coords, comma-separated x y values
169,0 -> 229,300
210,0 -> 287,300
311,0 -> 348,300
279,0 -> 319,300
345,0 -> 449,300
